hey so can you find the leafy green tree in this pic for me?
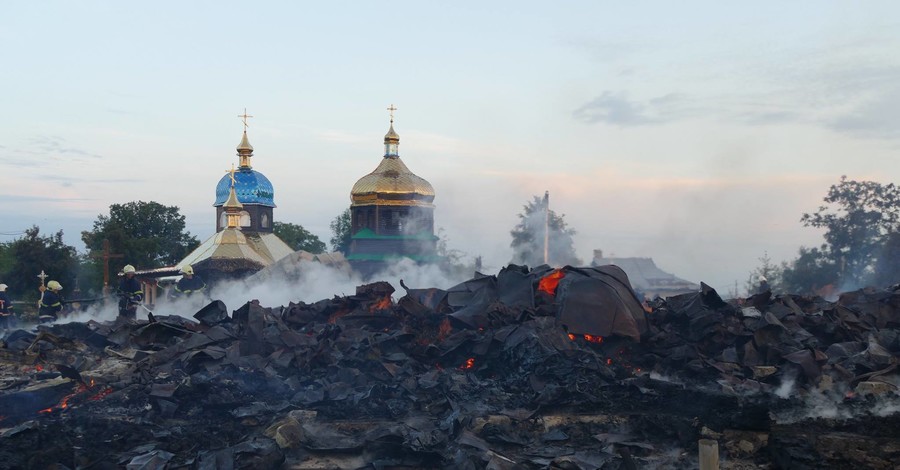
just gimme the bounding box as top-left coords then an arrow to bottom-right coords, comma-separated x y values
274,221 -> 326,253
780,247 -> 839,295
330,208 -> 352,254
1,226 -> 79,302
510,194 -> 581,267
798,176 -> 899,288
81,201 -> 199,290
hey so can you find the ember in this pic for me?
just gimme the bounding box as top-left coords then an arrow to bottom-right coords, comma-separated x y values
537,269 -> 565,296
0,264 -> 898,468
368,296 -> 392,312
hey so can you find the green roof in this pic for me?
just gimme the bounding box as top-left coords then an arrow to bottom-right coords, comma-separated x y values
350,228 -> 439,241
346,253 -> 444,262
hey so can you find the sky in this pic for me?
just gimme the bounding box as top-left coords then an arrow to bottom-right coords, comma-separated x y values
2,1 -> 899,295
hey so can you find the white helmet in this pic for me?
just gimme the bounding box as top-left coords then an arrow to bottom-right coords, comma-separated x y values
0,283 -> 7,292
123,265 -> 136,274
181,265 -> 194,275
48,280 -> 63,291
759,276 -> 767,283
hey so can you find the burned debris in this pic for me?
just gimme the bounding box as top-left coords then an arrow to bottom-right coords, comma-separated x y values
1,265 -> 899,469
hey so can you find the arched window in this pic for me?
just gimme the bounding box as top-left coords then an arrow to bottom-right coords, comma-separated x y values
240,211 -> 251,227
219,211 -> 227,230
261,213 -> 269,228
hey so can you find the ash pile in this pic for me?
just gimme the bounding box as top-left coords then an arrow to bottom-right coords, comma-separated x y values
1,265 -> 899,469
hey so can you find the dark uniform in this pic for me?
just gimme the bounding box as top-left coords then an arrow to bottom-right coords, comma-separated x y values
117,277 -> 144,319
174,275 -> 207,298
0,290 -> 13,329
39,290 -> 63,320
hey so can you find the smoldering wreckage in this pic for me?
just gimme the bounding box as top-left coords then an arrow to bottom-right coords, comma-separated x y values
1,264 -> 899,469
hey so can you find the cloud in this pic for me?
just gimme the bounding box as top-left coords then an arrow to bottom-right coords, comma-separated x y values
0,135 -> 105,166
825,87 -> 900,139
26,135 -> 104,159
0,194 -> 95,203
572,91 -> 692,126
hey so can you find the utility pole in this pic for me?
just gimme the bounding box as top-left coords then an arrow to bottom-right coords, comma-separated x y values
543,191 -> 550,265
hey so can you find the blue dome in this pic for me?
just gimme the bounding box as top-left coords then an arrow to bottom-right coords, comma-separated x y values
214,168 -> 275,207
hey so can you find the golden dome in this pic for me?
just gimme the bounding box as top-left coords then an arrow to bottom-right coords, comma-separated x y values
350,156 -> 435,207
384,124 -> 399,143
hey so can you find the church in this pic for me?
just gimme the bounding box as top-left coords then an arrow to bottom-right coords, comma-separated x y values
172,117 -> 294,283
136,107 -> 440,296
346,108 -> 440,275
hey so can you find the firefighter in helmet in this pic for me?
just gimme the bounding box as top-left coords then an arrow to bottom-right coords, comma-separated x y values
757,276 -> 771,295
39,280 -> 64,321
173,264 -> 207,298
117,264 -> 143,319
0,283 -> 14,330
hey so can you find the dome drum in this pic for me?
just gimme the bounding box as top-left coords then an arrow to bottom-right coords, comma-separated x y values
214,169 -> 276,207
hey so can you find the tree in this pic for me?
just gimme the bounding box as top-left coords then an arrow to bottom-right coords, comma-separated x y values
81,201 -> 199,290
274,221 -> 326,253
510,194 -> 581,267
745,251 -> 782,295
798,176 -> 899,288
0,226 -> 79,301
780,247 -> 839,295
330,208 -> 352,254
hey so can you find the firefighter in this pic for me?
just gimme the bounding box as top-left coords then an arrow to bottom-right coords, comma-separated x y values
0,283 -> 14,330
757,276 -> 771,295
39,280 -> 64,321
117,264 -> 143,319
173,265 -> 207,298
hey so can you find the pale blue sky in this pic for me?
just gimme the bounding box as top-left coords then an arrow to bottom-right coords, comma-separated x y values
2,1 -> 899,293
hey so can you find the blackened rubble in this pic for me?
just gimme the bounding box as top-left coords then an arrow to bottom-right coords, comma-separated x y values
0,264 -> 899,469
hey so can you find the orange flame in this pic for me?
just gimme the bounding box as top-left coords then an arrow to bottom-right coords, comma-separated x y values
35,364 -> 44,372
584,334 -> 604,344
566,333 -> 604,343
368,296 -> 392,313
327,309 -> 351,324
460,358 -> 475,370
438,318 -> 452,341
537,270 -> 565,296
606,358 -> 613,366
36,379 -> 113,415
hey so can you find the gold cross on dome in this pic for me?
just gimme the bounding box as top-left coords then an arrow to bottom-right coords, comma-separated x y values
387,104 -> 397,123
226,164 -> 237,187
238,108 -> 253,131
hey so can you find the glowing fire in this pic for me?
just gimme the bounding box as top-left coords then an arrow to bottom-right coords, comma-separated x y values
537,270 -> 565,296
460,358 -> 475,370
566,333 -> 604,343
327,309 -> 351,324
606,358 -> 613,366
368,296 -> 392,312
438,318 -> 452,341
37,379 -> 112,414
35,364 -> 44,372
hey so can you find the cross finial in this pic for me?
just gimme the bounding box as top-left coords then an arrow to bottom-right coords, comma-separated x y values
227,164 -> 237,187
387,104 -> 397,124
238,108 -> 253,131
37,270 -> 48,286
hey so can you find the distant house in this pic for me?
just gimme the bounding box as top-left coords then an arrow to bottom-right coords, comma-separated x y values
591,249 -> 699,299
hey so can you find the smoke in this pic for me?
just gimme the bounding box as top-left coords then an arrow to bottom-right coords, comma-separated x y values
774,376 -> 796,399
772,376 -> 900,424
